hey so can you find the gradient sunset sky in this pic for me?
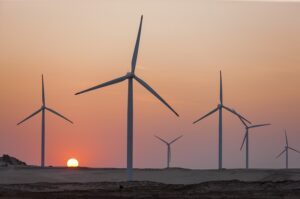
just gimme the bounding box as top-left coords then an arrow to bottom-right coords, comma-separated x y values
0,0 -> 299,169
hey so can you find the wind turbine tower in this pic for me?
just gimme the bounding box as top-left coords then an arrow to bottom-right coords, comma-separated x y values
193,71 -> 251,169
17,75 -> 73,167
276,130 -> 300,169
75,16 -> 179,181
154,135 -> 183,168
234,112 -> 270,169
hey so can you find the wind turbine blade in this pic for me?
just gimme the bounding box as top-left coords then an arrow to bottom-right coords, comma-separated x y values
236,113 -> 248,127
17,108 -> 42,125
220,71 -> 223,104
154,135 -> 168,145
240,131 -> 247,150
276,149 -> 286,159
134,75 -> 179,117
285,130 -> 288,147
193,107 -> 218,124
249,123 -> 271,129
45,107 -> 73,124
42,75 -> 45,105
222,105 -> 252,124
131,15 -> 143,73
170,135 -> 183,144
288,147 -> 300,154
75,75 -> 128,95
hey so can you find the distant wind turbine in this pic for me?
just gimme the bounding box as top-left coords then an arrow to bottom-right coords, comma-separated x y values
234,111 -> 270,169
154,135 -> 183,168
75,15 -> 179,181
17,75 -> 73,167
193,71 -> 251,169
276,130 -> 300,169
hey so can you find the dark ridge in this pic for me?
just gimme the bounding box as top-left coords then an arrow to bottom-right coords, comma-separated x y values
0,154 -> 26,167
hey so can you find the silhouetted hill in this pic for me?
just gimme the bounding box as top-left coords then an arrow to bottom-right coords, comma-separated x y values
0,154 -> 26,167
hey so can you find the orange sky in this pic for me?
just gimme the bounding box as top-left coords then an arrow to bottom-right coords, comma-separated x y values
0,0 -> 299,169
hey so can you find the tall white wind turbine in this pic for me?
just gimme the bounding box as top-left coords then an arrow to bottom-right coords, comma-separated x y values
193,71 -> 251,169
75,16 -> 179,181
154,135 -> 183,168
276,130 -> 300,169
17,75 -> 73,167
235,112 -> 270,169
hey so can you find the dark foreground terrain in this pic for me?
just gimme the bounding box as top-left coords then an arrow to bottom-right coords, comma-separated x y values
0,180 -> 300,199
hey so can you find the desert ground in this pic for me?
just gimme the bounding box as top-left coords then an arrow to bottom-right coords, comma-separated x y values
1,167 -> 300,184
1,167 -> 300,198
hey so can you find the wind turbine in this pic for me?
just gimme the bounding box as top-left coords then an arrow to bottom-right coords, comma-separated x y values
17,75 -> 73,167
276,130 -> 300,169
235,112 -> 270,169
75,15 -> 179,181
154,135 -> 183,168
193,71 -> 251,169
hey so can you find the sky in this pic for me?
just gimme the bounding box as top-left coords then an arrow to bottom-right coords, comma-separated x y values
0,0 -> 299,169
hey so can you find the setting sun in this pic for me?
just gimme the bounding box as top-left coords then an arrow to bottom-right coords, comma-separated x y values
67,158 -> 79,168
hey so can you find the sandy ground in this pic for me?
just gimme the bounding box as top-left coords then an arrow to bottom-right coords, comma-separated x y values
1,167 -> 300,198
1,167 -> 300,184
0,180 -> 299,199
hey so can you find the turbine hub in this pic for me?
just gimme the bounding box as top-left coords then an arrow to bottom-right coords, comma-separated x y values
127,72 -> 134,78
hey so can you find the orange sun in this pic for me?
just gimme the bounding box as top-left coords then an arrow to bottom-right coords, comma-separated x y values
67,158 -> 79,167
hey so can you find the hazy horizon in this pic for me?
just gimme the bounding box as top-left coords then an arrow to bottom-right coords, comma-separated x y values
0,0 -> 299,169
